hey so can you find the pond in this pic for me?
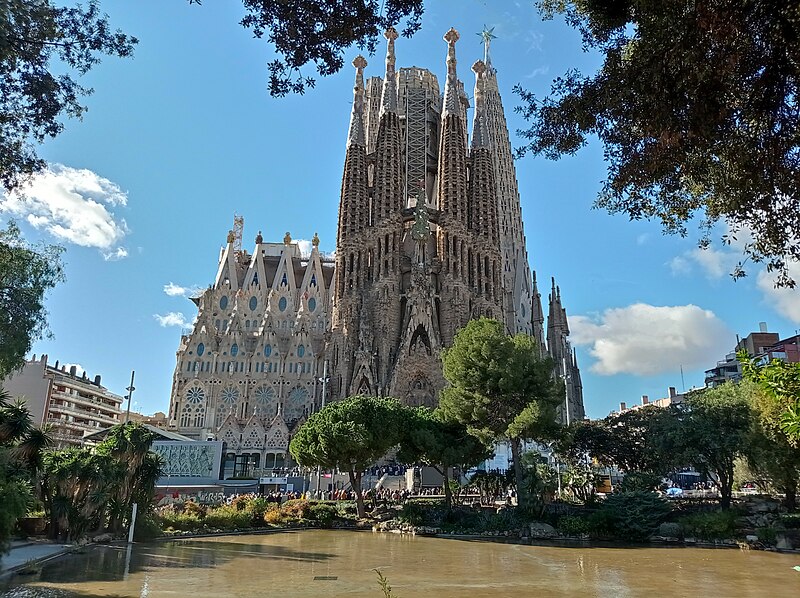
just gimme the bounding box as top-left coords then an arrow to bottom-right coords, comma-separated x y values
2,531 -> 798,597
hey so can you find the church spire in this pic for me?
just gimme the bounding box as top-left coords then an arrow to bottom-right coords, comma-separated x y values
471,60 -> 489,150
336,57 -> 370,266
380,27 -> 399,116
442,28 -> 461,116
347,56 -> 367,147
437,28 -> 469,227
372,28 -> 404,224
531,270 -> 546,354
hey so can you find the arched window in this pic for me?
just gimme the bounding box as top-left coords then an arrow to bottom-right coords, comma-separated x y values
249,296 -> 258,311
231,344 -> 239,357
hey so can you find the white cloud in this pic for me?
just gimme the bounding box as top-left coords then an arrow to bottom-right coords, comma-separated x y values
103,247 -> 128,261
757,261 -> 800,324
524,65 -> 549,78
296,239 -> 313,257
163,282 -> 204,298
668,255 -> 692,276
154,312 -> 192,328
0,163 -> 129,256
636,233 -> 650,246
571,303 -> 732,376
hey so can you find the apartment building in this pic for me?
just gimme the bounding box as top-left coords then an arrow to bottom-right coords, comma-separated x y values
1,355 -> 123,447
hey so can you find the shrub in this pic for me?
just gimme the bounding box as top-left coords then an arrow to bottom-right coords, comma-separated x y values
134,513 -> 163,540
204,506 -> 252,530
158,511 -> 202,532
557,515 -> 589,536
281,499 -> 311,520
246,497 -> 271,522
230,495 -> 251,511
183,501 -> 206,518
309,503 -> 338,528
335,501 -> 358,518
618,472 -> 662,493
441,508 -> 480,530
656,522 -> 682,538
779,514 -> 800,529
586,508 -> 616,539
264,508 -> 284,525
594,491 -> 672,541
679,510 -> 738,541
397,502 -> 425,526
756,526 -> 777,545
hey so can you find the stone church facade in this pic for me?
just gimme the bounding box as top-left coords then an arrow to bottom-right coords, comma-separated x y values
166,29 -> 584,473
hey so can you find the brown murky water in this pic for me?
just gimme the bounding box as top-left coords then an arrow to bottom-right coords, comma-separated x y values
2,530 -> 798,597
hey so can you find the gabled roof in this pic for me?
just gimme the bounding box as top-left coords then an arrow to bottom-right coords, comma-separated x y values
83,423 -> 194,443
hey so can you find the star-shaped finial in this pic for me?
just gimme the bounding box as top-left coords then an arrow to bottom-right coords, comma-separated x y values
477,25 -> 496,64
479,26 -> 497,44
384,27 -> 399,42
353,55 -> 367,70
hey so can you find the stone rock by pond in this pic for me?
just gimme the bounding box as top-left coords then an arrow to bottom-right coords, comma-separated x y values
529,522 -> 557,539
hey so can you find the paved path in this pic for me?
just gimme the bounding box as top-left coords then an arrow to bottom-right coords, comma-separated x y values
0,541 -> 72,574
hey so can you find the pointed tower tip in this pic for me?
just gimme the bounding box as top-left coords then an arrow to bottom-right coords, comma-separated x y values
380,29 -> 398,115
347,56 -> 367,146
471,60 -> 489,149
442,28 -> 461,116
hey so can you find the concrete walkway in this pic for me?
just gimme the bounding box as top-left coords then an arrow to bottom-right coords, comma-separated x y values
0,540 -> 73,575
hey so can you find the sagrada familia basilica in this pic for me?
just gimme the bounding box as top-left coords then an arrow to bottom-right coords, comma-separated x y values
167,28 -> 585,471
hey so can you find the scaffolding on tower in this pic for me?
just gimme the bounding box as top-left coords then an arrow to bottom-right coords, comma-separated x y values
232,214 -> 244,255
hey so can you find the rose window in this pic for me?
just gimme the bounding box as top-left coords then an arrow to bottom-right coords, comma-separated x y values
285,386 -> 309,421
185,387 -> 205,404
220,386 -> 239,405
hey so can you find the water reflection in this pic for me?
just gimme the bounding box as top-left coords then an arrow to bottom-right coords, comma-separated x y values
2,531 -> 798,598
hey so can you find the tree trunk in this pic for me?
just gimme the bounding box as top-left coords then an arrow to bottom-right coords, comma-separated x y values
718,468 -> 733,510
348,469 -> 366,518
510,438 -> 525,509
436,466 -> 452,511
782,481 -> 797,511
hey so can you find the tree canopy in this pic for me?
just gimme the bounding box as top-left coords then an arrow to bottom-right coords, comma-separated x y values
657,384 -> 753,509
289,395 -> 405,517
742,353 -> 800,444
189,0 -> 423,97
439,317 -> 562,508
517,0 -> 800,286
557,406 -> 671,475
0,221 -> 64,379
0,0 -> 137,192
396,407 -> 490,510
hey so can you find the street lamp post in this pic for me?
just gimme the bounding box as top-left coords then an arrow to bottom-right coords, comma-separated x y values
124,370 -> 136,424
315,360 -> 329,496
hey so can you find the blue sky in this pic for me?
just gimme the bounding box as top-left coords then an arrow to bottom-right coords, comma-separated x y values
3,1 -> 798,418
